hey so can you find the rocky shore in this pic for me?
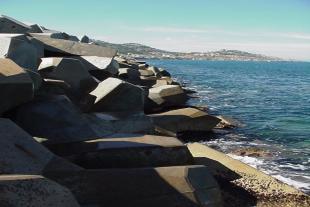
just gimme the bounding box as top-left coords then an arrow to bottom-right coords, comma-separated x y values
0,15 -> 309,207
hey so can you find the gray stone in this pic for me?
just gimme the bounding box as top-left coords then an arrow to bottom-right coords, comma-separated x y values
0,34 -> 44,71
11,95 -> 100,144
86,113 -> 155,135
24,68 -> 43,91
150,108 -> 221,137
68,35 -> 79,42
47,165 -> 221,207
81,35 -> 90,43
30,34 -> 117,57
149,66 -> 162,78
146,85 -> 188,111
74,56 -> 116,75
118,67 -> 141,84
0,118 -> 82,174
46,134 -> 194,168
0,175 -> 80,207
139,69 -> 154,76
38,57 -> 98,94
138,63 -> 148,70
159,68 -> 171,77
0,15 -> 31,33
89,78 -> 145,115
0,58 -> 33,115
29,24 -> 44,33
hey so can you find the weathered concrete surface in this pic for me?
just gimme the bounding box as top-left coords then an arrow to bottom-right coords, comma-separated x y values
147,85 -> 188,111
0,175 -> 80,207
0,15 -> 31,33
0,118 -> 82,174
29,24 -> 44,33
30,34 -> 117,57
89,78 -> 145,115
24,68 -> 42,91
118,67 -> 141,84
38,57 -> 98,94
150,108 -> 221,137
46,166 -> 222,207
188,143 -> 310,207
74,56 -> 117,75
159,68 -> 171,77
0,34 -> 44,71
46,134 -> 194,168
86,113 -> 155,135
139,69 -> 154,76
10,95 -> 100,144
0,58 -> 33,115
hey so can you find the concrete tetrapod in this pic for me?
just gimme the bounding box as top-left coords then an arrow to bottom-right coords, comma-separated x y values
150,107 -> 221,137
0,118 -> 82,174
188,143 -> 310,207
30,34 -> 117,58
44,134 -> 194,168
146,85 -> 188,112
0,175 -> 80,207
46,165 -> 222,207
0,34 -> 44,71
89,77 -> 145,115
38,57 -> 98,94
0,58 -> 33,115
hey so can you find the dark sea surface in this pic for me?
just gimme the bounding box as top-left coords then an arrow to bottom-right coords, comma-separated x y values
147,60 -> 310,193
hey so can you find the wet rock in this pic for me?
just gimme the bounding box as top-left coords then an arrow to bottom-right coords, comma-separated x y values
45,134 -> 194,169
0,118 -> 82,174
30,34 -> 117,57
38,57 -> 98,94
150,108 -> 221,137
216,115 -> 243,129
89,78 -> 145,115
0,175 -> 80,207
0,58 -> 33,115
231,147 -> 272,158
46,165 -> 221,207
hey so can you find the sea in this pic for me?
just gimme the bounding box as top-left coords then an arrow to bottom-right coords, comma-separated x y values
147,60 -> 310,194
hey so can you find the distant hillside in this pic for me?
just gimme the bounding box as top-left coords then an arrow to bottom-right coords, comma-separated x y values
93,40 -> 282,61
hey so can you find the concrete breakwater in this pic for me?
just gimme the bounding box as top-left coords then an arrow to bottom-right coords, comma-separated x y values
0,15 -> 309,207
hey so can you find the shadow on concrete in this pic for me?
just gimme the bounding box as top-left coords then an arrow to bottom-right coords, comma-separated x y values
45,166 -> 216,207
194,157 -> 257,207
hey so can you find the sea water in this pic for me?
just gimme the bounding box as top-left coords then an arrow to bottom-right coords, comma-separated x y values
147,60 -> 310,194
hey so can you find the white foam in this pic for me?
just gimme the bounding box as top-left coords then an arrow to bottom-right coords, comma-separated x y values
228,153 -> 310,192
273,175 -> 310,190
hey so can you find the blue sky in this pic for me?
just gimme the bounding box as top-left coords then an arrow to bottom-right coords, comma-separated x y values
1,0 -> 310,60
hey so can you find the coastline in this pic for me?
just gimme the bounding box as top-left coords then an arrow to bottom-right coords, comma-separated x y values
0,15 -> 309,207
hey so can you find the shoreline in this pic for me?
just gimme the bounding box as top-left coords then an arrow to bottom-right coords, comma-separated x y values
146,58 -> 310,195
0,15 -> 309,207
